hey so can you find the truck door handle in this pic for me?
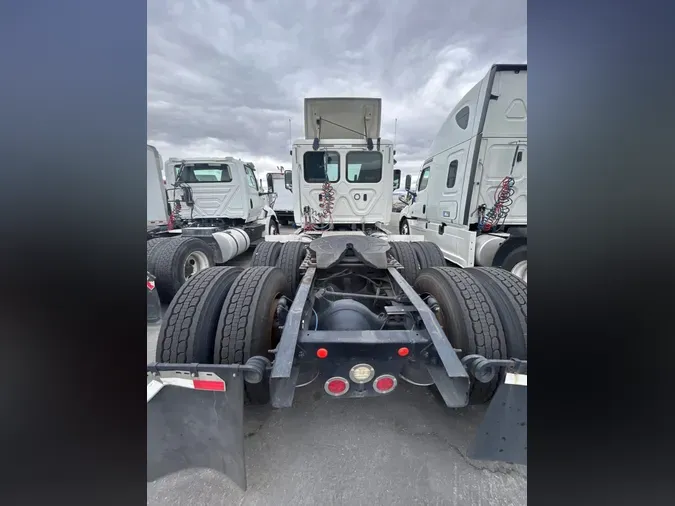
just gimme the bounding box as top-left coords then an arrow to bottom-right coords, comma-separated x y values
422,205 -> 426,214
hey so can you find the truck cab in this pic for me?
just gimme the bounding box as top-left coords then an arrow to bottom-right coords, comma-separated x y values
164,157 -> 267,226
285,98 -> 400,231
400,64 -> 527,280
265,170 -> 296,226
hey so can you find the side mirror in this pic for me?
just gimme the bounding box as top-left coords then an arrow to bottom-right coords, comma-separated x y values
284,170 -> 293,191
393,169 -> 401,190
266,173 -> 274,193
404,174 -> 411,191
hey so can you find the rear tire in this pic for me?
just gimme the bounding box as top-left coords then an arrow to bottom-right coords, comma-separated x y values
389,241 -> 420,285
411,241 -> 446,269
414,267 -> 507,404
465,267 -> 527,359
147,237 -> 171,275
155,267 -> 243,363
153,237 -> 216,303
250,241 -> 282,267
498,245 -> 527,283
215,267 -> 290,404
276,241 -> 308,293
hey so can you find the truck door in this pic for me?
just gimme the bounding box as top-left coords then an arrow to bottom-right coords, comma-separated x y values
408,165 -> 430,233
243,164 -> 264,221
298,150 -> 340,223
434,146 -> 469,226
475,140 -> 527,225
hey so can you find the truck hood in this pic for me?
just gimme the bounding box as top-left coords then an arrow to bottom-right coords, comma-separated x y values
304,97 -> 382,140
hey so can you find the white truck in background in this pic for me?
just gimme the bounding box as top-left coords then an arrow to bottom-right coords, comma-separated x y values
146,148 -> 279,303
284,97 -> 401,232
399,64 -> 528,282
265,169 -> 296,226
147,145 -> 171,236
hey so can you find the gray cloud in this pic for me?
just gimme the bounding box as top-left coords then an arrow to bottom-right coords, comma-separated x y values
148,0 -> 526,178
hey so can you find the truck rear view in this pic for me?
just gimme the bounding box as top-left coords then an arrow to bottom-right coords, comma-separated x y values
147,95 -> 527,491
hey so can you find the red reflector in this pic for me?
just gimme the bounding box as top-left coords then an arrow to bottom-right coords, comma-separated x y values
324,377 -> 349,396
327,380 -> 347,394
397,347 -> 409,357
317,348 -> 328,359
193,379 -> 225,391
374,375 -> 397,394
147,280 -> 156,291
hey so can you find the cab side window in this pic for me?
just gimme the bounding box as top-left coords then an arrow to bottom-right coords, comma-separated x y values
418,167 -> 431,191
446,160 -> 458,188
245,166 -> 258,190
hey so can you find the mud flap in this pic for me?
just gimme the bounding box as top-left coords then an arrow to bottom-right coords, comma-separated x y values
147,372 -> 247,489
467,372 -> 527,466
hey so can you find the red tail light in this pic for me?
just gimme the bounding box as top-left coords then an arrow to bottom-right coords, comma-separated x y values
373,374 -> 397,394
324,377 -> 349,396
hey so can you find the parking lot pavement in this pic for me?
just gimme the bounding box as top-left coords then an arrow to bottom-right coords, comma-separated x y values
147,220 -> 527,505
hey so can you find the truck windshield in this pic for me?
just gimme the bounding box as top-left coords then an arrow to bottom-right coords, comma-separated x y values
175,164 -> 233,183
303,151 -> 340,183
347,151 -> 382,183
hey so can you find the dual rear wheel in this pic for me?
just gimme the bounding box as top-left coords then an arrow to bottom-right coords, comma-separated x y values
156,265 -> 290,404
413,266 -> 526,404
147,237 -> 216,303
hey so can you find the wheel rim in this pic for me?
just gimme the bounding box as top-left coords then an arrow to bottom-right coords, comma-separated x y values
511,260 -> 528,283
400,221 -> 409,235
184,251 -> 210,279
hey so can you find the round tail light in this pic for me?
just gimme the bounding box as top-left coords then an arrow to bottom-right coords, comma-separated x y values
373,374 -> 397,394
349,364 -> 375,384
324,377 -> 350,396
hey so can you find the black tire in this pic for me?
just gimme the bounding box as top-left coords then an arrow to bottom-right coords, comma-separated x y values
389,241 -> 420,285
276,241 -> 308,293
250,241 -> 282,267
155,267 -> 243,363
147,238 -> 166,256
268,218 -> 280,236
214,267 -> 290,404
411,241 -> 446,269
147,237 -> 171,275
399,218 -> 410,235
414,267 -> 507,404
153,237 -> 216,303
465,267 -> 527,359
499,245 -> 527,273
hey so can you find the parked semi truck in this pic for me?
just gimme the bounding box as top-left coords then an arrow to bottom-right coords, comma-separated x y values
147,96 -> 527,490
399,64 -> 527,282
146,147 -> 279,303
264,169 -> 295,226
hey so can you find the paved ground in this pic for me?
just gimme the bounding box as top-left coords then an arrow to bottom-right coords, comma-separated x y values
147,217 -> 527,506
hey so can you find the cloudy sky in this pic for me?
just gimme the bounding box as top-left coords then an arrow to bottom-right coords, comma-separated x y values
148,0 -> 526,181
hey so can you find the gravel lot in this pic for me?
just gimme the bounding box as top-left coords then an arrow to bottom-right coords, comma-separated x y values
147,218 -> 527,506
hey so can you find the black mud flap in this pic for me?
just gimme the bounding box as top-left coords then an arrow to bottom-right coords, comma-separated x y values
147,373 -> 247,490
467,373 -> 527,466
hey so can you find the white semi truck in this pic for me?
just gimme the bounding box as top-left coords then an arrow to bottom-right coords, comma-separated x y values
399,64 -> 527,282
146,148 -> 279,302
265,170 -> 295,226
147,96 -> 528,490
